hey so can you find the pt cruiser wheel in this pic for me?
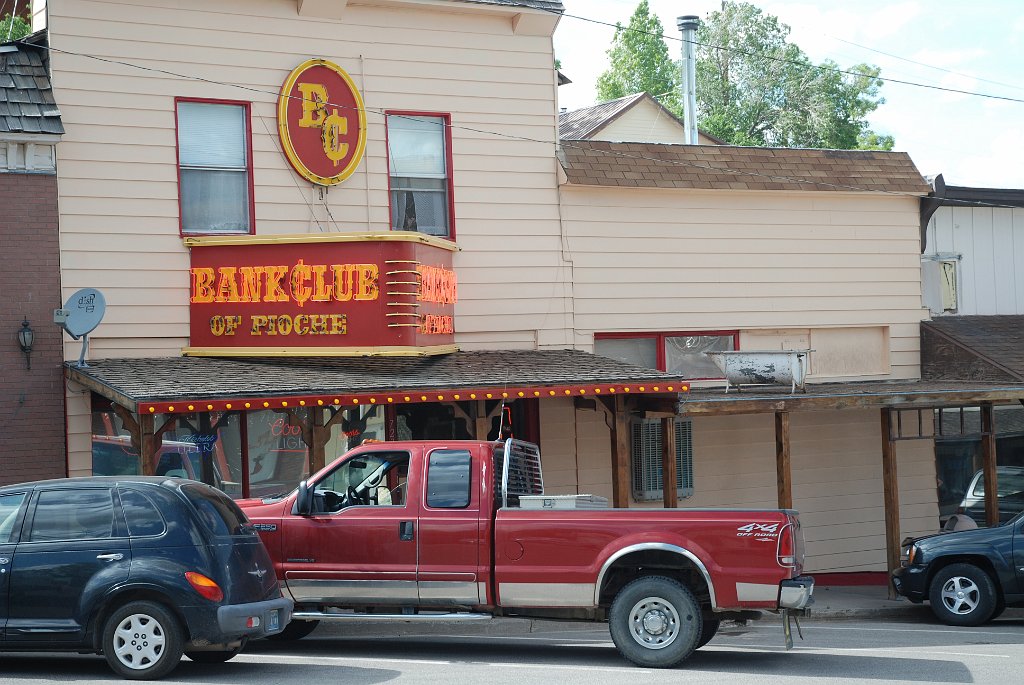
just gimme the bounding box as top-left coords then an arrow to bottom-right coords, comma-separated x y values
609,576 -> 701,668
102,601 -> 185,680
928,563 -> 997,627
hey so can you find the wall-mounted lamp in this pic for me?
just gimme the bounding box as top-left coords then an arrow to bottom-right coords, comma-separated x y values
17,318 -> 34,370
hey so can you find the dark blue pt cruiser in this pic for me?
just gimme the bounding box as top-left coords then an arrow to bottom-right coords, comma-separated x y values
0,476 -> 293,679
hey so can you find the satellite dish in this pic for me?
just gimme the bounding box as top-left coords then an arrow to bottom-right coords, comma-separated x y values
54,288 -> 106,368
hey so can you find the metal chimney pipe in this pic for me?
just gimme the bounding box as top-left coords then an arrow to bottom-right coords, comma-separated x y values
677,15 -> 700,145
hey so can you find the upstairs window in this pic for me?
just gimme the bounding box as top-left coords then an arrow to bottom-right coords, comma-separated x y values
175,99 -> 254,234
387,113 -> 453,238
595,331 -> 737,379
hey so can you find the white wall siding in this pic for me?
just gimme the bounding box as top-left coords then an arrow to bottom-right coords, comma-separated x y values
926,205 -> 1024,315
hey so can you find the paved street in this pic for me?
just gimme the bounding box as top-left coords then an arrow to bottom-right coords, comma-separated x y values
1,615 -> 1022,684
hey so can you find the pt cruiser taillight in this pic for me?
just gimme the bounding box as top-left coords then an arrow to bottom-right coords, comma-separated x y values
185,572 -> 225,602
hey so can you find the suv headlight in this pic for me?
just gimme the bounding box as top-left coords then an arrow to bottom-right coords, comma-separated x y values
904,544 -> 920,565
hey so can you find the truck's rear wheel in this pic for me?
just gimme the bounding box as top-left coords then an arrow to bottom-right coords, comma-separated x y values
265,619 -> 320,641
609,576 -> 701,668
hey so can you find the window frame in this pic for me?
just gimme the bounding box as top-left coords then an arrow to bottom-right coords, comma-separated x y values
630,418 -> 694,502
594,330 -> 739,379
173,96 -> 256,237
384,110 -> 455,240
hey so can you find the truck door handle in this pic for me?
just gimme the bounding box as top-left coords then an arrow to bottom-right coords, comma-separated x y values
96,553 -> 124,562
399,521 -> 414,541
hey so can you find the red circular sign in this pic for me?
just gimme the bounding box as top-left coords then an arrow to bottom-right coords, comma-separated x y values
278,59 -> 367,186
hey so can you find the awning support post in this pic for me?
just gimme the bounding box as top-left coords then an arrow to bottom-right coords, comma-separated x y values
775,411 -> 793,510
981,404 -> 999,527
111,403 -> 176,476
610,395 -> 630,508
881,408 -> 901,599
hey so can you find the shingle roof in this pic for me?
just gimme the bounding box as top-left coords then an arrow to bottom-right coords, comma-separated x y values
0,41 -> 63,135
559,93 -> 645,140
67,350 -> 684,412
559,140 -> 931,194
457,0 -> 563,12
922,316 -> 1024,381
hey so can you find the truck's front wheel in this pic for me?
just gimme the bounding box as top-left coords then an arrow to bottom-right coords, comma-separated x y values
609,576 -> 701,668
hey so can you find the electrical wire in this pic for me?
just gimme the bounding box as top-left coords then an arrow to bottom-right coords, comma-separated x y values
31,43 -> 1020,210
513,3 -> 1024,104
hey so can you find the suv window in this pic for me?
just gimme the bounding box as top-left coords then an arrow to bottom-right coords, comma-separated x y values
181,483 -> 250,536
30,489 -> 115,542
0,492 -> 26,543
118,488 -> 166,537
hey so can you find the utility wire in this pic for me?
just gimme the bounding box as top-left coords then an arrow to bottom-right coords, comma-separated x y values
518,3 -> 1024,104
32,43 -> 1020,210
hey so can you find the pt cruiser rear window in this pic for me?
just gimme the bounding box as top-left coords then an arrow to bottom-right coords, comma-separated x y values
181,483 -> 251,536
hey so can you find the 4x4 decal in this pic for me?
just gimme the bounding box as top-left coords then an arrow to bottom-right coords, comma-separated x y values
737,522 -> 781,539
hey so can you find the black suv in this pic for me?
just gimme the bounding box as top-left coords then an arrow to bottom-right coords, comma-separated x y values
892,513 -> 1024,626
0,477 -> 293,679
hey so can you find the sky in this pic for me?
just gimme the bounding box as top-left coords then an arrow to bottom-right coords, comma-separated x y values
553,1 -> 1024,189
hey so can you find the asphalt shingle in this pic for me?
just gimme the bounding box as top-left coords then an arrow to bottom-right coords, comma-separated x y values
559,140 -> 931,194
0,40 -> 64,135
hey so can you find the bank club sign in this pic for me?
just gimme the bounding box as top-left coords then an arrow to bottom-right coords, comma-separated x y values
187,235 -> 457,356
278,58 -> 367,186
186,60 -> 455,356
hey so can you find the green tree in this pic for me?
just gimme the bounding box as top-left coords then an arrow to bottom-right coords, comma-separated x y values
696,2 -> 892,150
1,13 -> 30,42
596,0 -> 680,113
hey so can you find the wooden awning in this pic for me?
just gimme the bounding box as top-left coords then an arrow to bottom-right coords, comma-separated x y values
680,379 -> 1024,416
65,349 -> 688,415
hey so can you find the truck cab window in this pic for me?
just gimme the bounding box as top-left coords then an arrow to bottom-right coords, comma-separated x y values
315,451 -> 410,513
426,450 -> 472,508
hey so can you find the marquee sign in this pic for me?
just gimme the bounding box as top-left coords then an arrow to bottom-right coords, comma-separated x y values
184,234 -> 457,356
278,58 -> 367,186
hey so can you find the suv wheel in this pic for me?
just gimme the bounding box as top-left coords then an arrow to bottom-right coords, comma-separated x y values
102,601 -> 185,680
928,563 -> 997,627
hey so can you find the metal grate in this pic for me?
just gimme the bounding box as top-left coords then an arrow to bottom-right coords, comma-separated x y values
631,419 -> 693,502
493,438 -> 544,508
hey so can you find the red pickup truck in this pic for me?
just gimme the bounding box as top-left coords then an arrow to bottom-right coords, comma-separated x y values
238,439 -> 813,668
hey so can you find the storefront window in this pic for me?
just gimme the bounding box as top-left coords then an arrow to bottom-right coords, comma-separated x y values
397,404 -> 471,441
247,409 -> 310,499
161,412 -> 244,498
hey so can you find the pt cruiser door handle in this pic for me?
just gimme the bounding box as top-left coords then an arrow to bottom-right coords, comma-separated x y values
96,553 -> 124,561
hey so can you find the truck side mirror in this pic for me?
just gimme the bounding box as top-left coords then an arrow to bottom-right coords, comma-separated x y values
294,480 -> 314,516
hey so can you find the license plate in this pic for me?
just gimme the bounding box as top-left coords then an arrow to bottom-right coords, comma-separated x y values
268,609 -> 279,631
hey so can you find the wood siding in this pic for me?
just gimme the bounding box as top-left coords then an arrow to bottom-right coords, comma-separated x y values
51,0 -> 565,361
560,187 -> 926,380
602,410 -> 937,573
